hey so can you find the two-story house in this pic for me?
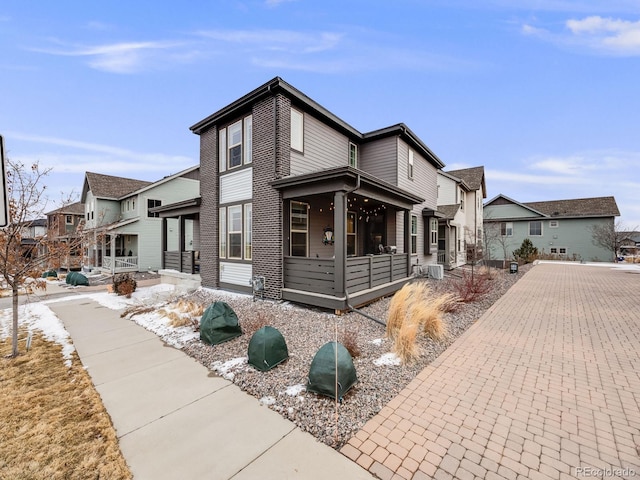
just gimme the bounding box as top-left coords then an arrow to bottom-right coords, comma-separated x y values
190,77 -> 446,311
45,201 -> 85,270
81,166 -> 199,273
436,166 -> 486,269
19,218 -> 47,262
483,194 -> 620,263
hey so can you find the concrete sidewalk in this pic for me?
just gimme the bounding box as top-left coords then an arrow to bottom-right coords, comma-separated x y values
48,297 -> 374,479
341,263 -> 640,479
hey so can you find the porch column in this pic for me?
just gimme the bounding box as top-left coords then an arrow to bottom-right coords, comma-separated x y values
404,209 -> 412,275
109,234 -> 116,274
178,215 -> 185,272
334,191 -> 346,297
161,218 -> 167,269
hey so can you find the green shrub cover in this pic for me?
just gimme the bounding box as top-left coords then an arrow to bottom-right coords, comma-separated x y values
65,271 -> 89,286
199,301 -> 242,346
42,270 -> 58,278
248,326 -> 288,371
307,341 -> 357,400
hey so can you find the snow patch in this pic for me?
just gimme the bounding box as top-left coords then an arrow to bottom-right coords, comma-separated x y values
283,384 -> 306,396
212,357 -> 247,380
370,338 -> 384,346
374,352 -> 401,366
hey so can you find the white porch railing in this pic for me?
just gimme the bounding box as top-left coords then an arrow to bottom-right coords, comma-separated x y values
103,256 -> 138,272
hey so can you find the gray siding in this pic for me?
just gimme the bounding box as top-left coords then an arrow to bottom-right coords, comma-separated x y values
360,137 -> 397,184
290,111 -> 348,176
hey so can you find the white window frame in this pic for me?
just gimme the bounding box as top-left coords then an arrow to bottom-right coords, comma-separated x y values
291,108 -> 304,152
411,214 -> 418,254
227,120 -> 243,169
549,220 -> 559,228
65,215 -> 73,225
529,221 -> 543,236
290,201 -> 308,256
244,203 -> 252,260
147,199 -> 161,218
431,218 -> 438,245
349,143 -> 358,168
219,208 -> 227,258
408,149 -> 414,180
219,128 -> 227,172
228,205 -> 243,259
460,190 -> 464,211
244,116 -> 252,165
501,222 -> 513,237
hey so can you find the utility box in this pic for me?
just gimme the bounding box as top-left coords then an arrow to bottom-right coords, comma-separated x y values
509,262 -> 519,274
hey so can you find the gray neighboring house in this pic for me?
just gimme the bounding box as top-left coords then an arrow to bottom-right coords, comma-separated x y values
484,194 -> 620,263
190,76 -> 447,310
436,166 -> 487,269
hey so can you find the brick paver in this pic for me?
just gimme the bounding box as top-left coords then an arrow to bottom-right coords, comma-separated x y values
341,263 -> 640,479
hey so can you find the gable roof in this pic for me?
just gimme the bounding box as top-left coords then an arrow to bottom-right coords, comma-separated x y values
437,204 -> 461,220
485,194 -> 620,219
523,196 -> 620,218
445,166 -> 486,197
46,201 -> 85,216
190,76 -> 445,169
82,172 -> 152,202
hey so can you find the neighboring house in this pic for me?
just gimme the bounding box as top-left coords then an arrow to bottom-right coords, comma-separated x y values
45,201 -> 85,270
190,76 -> 446,311
436,166 -> 486,269
19,218 -> 47,262
483,194 -> 620,263
620,231 -> 640,258
81,166 -> 200,273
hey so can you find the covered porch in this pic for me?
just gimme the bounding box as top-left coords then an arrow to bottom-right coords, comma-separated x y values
271,167 -> 424,311
435,205 -> 464,270
152,198 -> 201,275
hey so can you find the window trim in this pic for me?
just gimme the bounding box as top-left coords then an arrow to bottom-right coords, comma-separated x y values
549,220 -> 559,228
500,221 -> 513,237
227,205 -> 243,259
408,149 -> 414,180
219,208 -> 227,258
65,215 -> 73,225
291,108 -> 304,152
411,214 -> 418,254
244,116 -> 252,165
147,199 -> 161,218
244,203 -> 252,260
349,142 -> 358,168
227,120 -> 243,169
529,220 -> 543,236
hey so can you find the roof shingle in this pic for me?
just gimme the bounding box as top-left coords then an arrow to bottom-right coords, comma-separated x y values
523,196 -> 620,218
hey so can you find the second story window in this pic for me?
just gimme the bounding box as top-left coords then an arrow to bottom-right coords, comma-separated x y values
219,115 -> 253,172
529,221 -> 542,236
408,149 -> 414,180
460,190 -> 464,211
349,143 -> 358,168
291,108 -> 304,152
148,199 -> 161,218
65,215 -> 73,225
500,222 -> 513,236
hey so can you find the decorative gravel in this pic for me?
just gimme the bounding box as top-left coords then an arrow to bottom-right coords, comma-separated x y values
181,264 -> 532,449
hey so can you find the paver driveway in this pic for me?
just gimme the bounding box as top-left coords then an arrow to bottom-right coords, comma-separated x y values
341,263 -> 640,479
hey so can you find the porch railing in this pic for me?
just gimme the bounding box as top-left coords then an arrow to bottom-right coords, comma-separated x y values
283,253 -> 409,296
103,256 -> 138,272
163,251 -> 199,274
437,250 -> 446,264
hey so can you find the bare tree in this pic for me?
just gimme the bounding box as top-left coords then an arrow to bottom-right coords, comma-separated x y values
588,220 -> 637,262
483,219 -> 513,267
1,158 -> 79,357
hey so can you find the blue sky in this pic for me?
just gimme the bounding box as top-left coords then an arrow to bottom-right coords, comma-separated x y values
1,1 -> 639,227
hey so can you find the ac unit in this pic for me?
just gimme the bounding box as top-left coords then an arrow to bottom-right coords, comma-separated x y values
427,264 -> 443,280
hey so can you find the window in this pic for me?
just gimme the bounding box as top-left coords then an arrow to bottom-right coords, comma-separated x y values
244,203 -> 252,260
291,108 -> 304,152
550,247 -> 557,254
500,222 -> 513,236
228,205 -> 242,258
219,115 -> 252,171
347,211 -> 356,256
460,190 -> 464,211
147,199 -> 161,218
431,218 -> 438,245
411,215 -> 418,254
244,116 -> 252,164
349,143 -> 358,168
529,221 -> 542,236
228,120 -> 242,169
65,215 -> 73,225
549,220 -> 559,228
408,149 -> 414,180
559,247 -> 567,254
219,208 -> 226,258
290,201 -> 308,256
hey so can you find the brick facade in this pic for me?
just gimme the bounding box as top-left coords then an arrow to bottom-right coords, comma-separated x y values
251,94 -> 290,300
199,126 -> 219,289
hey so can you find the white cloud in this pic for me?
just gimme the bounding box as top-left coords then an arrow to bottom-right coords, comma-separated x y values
27,39 -> 193,74
264,0 -> 297,7
523,15 -> 640,55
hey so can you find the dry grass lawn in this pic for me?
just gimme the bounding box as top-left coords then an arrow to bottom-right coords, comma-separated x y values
0,330 -> 132,480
